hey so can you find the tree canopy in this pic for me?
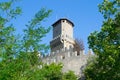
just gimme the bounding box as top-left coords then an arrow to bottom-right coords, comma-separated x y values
84,0 -> 120,80
0,0 -> 77,80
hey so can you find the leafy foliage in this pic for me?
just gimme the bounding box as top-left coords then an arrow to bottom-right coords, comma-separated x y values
63,71 -> 77,80
0,0 -> 77,80
23,8 -> 51,54
84,0 -> 120,80
0,0 -> 22,60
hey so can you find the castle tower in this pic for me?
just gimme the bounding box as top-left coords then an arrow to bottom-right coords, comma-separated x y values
50,18 -> 75,52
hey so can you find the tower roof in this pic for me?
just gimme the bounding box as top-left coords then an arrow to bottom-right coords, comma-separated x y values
52,18 -> 74,27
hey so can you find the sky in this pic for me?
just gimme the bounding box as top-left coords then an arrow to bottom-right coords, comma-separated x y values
1,0 -> 104,52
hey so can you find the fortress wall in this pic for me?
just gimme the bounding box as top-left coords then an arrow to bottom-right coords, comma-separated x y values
41,47 -> 93,76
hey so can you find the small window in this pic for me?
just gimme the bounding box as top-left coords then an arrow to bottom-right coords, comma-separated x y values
63,20 -> 65,22
77,52 -> 80,56
62,56 -> 65,59
61,56 -> 65,59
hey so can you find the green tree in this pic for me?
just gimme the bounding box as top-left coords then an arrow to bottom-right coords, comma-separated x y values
0,0 -> 51,79
84,0 -> 120,80
0,1 -> 77,80
20,8 -> 52,66
62,71 -> 77,80
0,0 -> 22,60
22,8 -> 51,54
42,63 -> 63,80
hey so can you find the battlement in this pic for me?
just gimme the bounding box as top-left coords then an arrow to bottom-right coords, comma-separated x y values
41,47 -> 93,64
40,46 -> 93,77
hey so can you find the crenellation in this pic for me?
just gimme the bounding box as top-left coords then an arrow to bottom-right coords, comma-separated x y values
42,48 -> 92,62
42,47 -> 92,62
42,47 -> 93,78
74,51 -> 78,56
67,52 -> 71,57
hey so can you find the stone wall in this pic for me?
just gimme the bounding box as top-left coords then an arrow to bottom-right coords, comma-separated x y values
41,46 -> 93,77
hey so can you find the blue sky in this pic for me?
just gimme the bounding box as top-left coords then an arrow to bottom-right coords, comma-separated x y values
2,0 -> 104,52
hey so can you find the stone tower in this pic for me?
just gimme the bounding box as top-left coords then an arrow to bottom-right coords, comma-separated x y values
50,18 -> 75,52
